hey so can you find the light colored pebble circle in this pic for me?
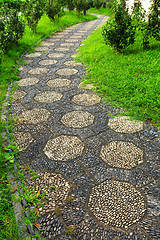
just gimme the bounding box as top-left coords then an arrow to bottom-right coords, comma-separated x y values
38,59 -> 57,66
100,141 -> 144,169
43,135 -> 85,161
48,53 -> 65,58
46,78 -> 71,88
41,42 -> 55,46
65,39 -> 79,42
19,108 -> 51,124
35,46 -> 49,51
27,172 -> 70,214
14,132 -> 34,150
88,180 -> 146,229
25,52 -> 41,58
70,36 -> 82,39
54,47 -> 70,52
72,93 -> 101,106
64,61 -> 82,67
56,68 -> 78,76
12,90 -> 27,100
25,59 -> 33,64
17,77 -> 40,86
34,91 -> 63,103
60,43 -> 74,47
108,116 -> 143,133
79,83 -> 96,90
61,110 -> 94,128
28,67 -> 49,75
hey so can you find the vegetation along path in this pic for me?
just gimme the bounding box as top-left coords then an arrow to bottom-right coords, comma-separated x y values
11,15 -> 160,239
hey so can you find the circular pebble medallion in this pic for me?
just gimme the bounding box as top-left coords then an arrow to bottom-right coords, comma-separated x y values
61,110 -> 94,128
54,47 -> 70,52
12,90 -> 27,100
34,91 -> 63,103
65,39 -> 79,42
19,108 -> 51,124
25,59 -> 33,64
46,78 -> 71,88
56,68 -> 78,76
79,83 -> 96,90
100,141 -> 144,169
108,116 -> 143,133
25,52 -> 41,58
38,60 -> 57,66
64,61 -> 82,67
48,53 -> 65,58
41,42 -> 55,46
35,46 -> 49,51
44,135 -> 85,161
72,93 -> 101,106
14,132 -> 34,150
17,77 -> 40,86
60,43 -> 74,47
70,36 -> 82,39
88,180 -> 146,229
28,68 -> 49,75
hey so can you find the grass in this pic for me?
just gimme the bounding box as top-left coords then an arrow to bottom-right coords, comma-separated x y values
76,20 -> 160,126
0,10 -> 97,240
88,7 -> 113,16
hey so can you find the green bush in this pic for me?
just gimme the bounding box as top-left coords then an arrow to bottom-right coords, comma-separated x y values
102,2 -> 136,51
0,0 -> 22,10
65,0 -> 75,11
74,0 -> 88,17
21,0 -> 44,33
0,4 -> 25,53
45,0 -> 65,22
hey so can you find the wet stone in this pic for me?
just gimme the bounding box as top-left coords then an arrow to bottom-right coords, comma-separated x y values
108,116 -> 143,133
61,110 -> 95,128
100,141 -> 144,169
46,78 -> 71,88
28,67 -> 49,75
72,93 -> 101,106
56,68 -> 78,76
14,131 -> 34,150
88,180 -> 147,229
12,90 -> 27,100
19,108 -> 51,124
17,77 -> 40,86
38,59 -> 57,66
43,135 -> 85,161
34,91 -> 63,103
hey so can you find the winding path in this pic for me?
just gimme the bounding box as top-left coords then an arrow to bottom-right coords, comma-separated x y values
11,15 -> 160,240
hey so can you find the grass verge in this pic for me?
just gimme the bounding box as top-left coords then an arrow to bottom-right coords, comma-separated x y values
76,24 -> 160,126
88,7 -> 113,16
0,11 -> 97,239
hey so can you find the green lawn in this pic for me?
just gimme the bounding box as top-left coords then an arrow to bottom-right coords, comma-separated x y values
0,11 -> 97,240
76,23 -> 160,126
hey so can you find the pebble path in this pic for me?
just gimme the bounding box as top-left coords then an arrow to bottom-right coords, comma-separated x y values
11,15 -> 160,240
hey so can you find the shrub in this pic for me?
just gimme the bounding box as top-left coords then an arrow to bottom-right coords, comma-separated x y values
74,0 -> 88,17
0,4 -> 25,53
65,0 -> 75,11
102,2 -> 136,51
45,0 -> 65,22
21,0 -> 44,33
0,0 -> 22,11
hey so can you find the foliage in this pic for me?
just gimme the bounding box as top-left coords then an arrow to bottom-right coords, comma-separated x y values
0,0 -> 22,10
65,0 -> 75,11
74,0 -> 88,17
45,0 -> 65,22
0,4 -> 25,53
76,23 -> 160,125
131,0 -> 146,29
102,2 -> 136,51
93,0 -> 104,9
143,0 -> 160,48
21,0 -> 44,33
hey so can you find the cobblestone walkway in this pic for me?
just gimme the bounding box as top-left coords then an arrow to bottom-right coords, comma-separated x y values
11,15 -> 160,240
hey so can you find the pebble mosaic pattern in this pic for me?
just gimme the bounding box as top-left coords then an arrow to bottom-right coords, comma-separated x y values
17,77 -> 40,86
43,135 -> 85,161
46,78 -> 71,88
100,141 -> 144,169
11,15 -> 160,239
34,91 -> 63,103
19,108 -> 51,124
61,110 -> 95,128
108,116 -> 143,133
88,180 -> 146,229
72,93 -> 101,106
